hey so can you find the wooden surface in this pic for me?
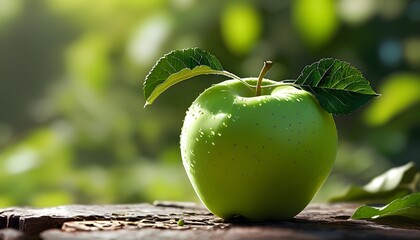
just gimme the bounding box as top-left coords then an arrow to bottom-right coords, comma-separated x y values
0,201 -> 419,240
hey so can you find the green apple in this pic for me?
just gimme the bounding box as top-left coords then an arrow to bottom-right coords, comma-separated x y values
180,78 -> 337,221
144,49 -> 378,221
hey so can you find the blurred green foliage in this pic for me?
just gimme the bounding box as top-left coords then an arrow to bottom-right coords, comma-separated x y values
0,0 -> 419,207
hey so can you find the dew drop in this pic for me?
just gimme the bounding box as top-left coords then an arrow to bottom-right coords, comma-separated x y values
217,133 -> 222,136
211,131 -> 215,135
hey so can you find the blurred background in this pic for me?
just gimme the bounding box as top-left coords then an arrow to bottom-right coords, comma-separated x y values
0,0 -> 419,207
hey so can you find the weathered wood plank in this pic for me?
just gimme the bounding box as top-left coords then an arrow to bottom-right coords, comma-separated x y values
1,202 -> 419,240
0,202 -> 209,235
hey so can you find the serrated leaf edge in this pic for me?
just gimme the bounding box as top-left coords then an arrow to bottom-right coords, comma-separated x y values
142,48 -> 250,107
144,66 -> 226,106
295,58 -> 380,114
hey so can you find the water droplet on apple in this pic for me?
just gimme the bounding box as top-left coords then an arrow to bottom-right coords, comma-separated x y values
227,114 -> 232,118
211,142 -> 215,146
217,133 -> 222,136
211,131 -> 215,135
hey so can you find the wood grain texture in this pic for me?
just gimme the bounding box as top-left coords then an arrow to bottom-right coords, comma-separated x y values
0,202 -> 419,240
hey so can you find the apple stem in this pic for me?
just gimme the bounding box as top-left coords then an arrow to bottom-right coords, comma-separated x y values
255,61 -> 273,96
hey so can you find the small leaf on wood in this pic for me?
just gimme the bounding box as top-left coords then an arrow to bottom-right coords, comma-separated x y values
295,58 -> 380,115
351,192 -> 420,221
143,48 -> 225,106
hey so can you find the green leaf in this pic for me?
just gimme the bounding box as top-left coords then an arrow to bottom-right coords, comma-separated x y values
330,162 -> 419,203
351,192 -> 420,221
295,58 -> 380,115
143,48 -> 225,106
